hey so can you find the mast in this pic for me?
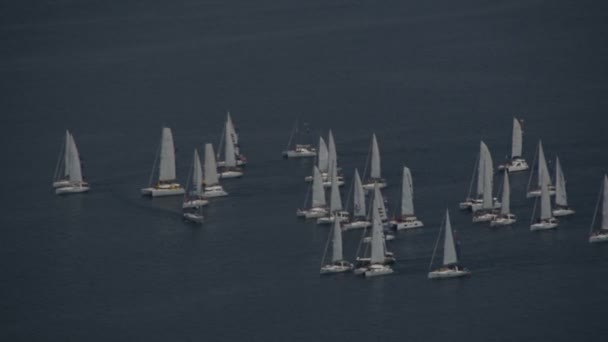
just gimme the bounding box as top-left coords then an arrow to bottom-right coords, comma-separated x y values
603,175 -> 608,230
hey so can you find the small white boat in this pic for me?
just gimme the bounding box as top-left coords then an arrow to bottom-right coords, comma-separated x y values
342,169 -> 371,230
320,217 -> 353,275
297,166 -> 329,219
202,143 -> 228,198
218,119 -> 244,179
141,127 -> 185,197
552,157 -> 574,217
216,112 -> 247,167
317,161 -> 350,225
390,166 -> 424,230
183,211 -> 204,224
362,133 -> 387,191
498,118 -> 530,172
283,119 -> 317,158
363,234 -> 395,243
472,141 -> 500,221
182,149 -> 209,209
364,263 -> 394,278
589,175 -> 608,243
53,130 -> 90,195
530,168 -> 558,231
428,209 -> 471,279
491,171 -> 517,227
526,140 -> 556,198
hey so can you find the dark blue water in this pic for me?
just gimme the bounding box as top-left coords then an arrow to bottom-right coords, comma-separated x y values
3,0 -> 608,340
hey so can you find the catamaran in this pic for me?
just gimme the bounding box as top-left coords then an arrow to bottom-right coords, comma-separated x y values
362,133 -> 387,191
202,143 -> 228,198
182,149 -> 209,209
216,112 -> 247,167
498,118 -> 529,172
283,119 -> 317,158
472,141 -> 500,222
54,130 -> 90,195
428,209 -> 471,279
218,119 -> 244,179
530,166 -> 558,230
589,175 -> 608,243
296,166 -> 328,219
490,171 -> 517,226
342,169 -> 371,230
317,162 -> 350,225
390,166 -> 424,230
526,140 -> 556,198
320,215 -> 353,274
141,127 -> 185,197
552,157 -> 574,216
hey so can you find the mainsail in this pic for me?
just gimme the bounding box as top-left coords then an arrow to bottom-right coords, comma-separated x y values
204,143 -> 219,186
442,210 -> 458,266
554,157 -> 568,207
370,133 -> 381,179
311,166 -> 326,208
401,166 -> 415,216
331,217 -> 343,262
159,127 -> 176,182
353,169 -> 366,217
511,118 -> 523,158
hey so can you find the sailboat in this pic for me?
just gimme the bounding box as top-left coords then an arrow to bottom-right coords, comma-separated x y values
526,140 -> 556,198
296,166 -> 328,219
319,213 -> 353,274
304,136 -> 328,182
490,171 -> 517,226
218,119 -> 244,179
552,157 -> 575,216
428,209 -> 471,279
141,127 -> 185,197
283,119 -> 317,158
182,149 -> 209,209
390,166 -> 424,230
459,154 -> 480,210
471,141 -> 501,215
202,143 -> 228,198
54,130 -> 90,194
216,112 -> 247,167
342,169 -> 372,230
317,161 -> 350,225
589,175 -> 608,243
362,186 -> 394,278
305,131 -> 344,187
498,118 -> 529,172
530,166 -> 558,230
362,133 -> 387,191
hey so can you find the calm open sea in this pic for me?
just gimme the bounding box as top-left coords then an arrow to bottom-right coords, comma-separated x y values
2,0 -> 608,340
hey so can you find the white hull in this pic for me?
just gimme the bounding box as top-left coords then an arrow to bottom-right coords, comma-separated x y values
490,217 -> 516,227
284,150 -> 316,158
552,208 -> 575,217
141,185 -> 185,197
342,220 -> 371,230
316,211 -> 350,225
322,180 -> 345,188
362,181 -> 387,192
182,199 -> 209,209
472,212 -> 497,223
52,180 -> 71,188
55,184 -> 90,195
202,186 -> 228,198
428,268 -> 471,279
498,158 -> 529,172
471,200 -> 501,212
183,212 -> 204,223
530,219 -> 558,231
363,234 -> 395,243
589,232 -> 608,243
459,198 -> 481,210
219,170 -> 243,179
526,187 -> 556,198
320,262 -> 353,275
216,159 -> 246,167
391,217 -> 424,230
301,208 -> 329,219
364,265 -> 394,278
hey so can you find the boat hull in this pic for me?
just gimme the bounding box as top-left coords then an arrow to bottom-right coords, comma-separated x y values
471,200 -> 501,212
553,208 -> 575,217
320,263 -> 353,275
363,234 -> 395,243
364,265 -> 394,278
316,212 -> 350,225
526,187 -> 556,198
472,212 -> 497,223
300,207 -> 328,219
284,150 -> 317,158
342,220 -> 371,230
183,212 -> 204,223
391,217 -> 424,230
216,159 -> 246,167
490,217 -> 516,227
428,269 -> 471,279
182,199 -> 209,209
589,233 -> 608,243
530,219 -> 558,231
52,180 -> 72,188
55,185 -> 90,195
498,158 -> 529,172
141,186 -> 185,197
362,181 -> 387,192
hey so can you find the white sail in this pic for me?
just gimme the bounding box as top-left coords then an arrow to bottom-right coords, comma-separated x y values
374,184 -> 388,221
537,141 -> 550,187
67,132 -> 83,183
476,143 -> 485,198
204,143 -> 219,186
63,130 -> 71,178
501,171 -> 511,215
327,130 -> 337,171
353,169 -> 366,217
329,162 -> 342,212
224,121 -> 237,167
317,136 -> 329,172
540,167 -> 552,220
311,166 -> 326,208
554,157 -> 568,207
511,118 -> 523,158
159,127 -> 176,182
331,217 -> 343,262
603,175 -> 608,230
192,149 -> 203,195
401,166 -> 415,216
370,133 -> 381,179
481,141 -> 494,209
370,191 -> 386,264
226,112 -> 239,156
442,210 -> 458,266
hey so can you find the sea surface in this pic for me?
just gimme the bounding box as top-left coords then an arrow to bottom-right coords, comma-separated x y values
3,0 -> 608,341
